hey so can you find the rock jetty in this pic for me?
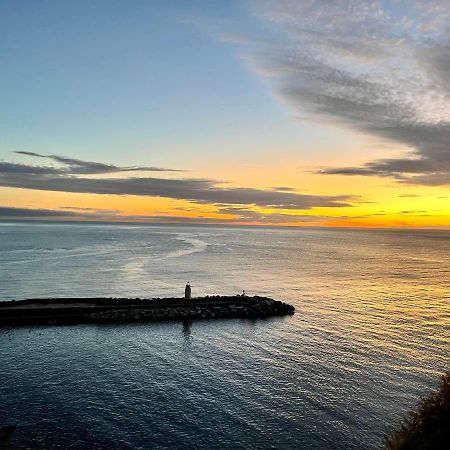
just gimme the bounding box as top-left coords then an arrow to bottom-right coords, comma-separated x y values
0,296 -> 295,327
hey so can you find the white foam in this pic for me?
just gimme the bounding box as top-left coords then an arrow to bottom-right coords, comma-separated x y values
164,235 -> 209,259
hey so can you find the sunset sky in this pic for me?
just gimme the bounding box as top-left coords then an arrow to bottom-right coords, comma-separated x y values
1,0 -> 449,227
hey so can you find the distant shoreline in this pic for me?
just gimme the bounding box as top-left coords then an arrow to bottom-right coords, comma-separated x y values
0,296 -> 295,327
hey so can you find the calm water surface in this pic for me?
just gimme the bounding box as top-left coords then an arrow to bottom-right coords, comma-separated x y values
1,223 -> 449,449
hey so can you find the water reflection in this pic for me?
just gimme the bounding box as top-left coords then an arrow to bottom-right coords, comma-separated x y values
182,320 -> 192,349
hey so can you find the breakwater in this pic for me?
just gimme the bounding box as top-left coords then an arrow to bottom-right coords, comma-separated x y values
0,296 -> 295,326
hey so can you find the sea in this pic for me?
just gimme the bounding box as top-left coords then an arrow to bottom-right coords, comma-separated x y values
0,223 -> 449,449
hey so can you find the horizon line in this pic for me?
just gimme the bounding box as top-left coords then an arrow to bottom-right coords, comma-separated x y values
1,218 -> 449,231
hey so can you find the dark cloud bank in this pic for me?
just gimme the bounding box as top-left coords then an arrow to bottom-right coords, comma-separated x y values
0,206 -> 79,218
0,152 -> 351,222
0,206 -> 331,224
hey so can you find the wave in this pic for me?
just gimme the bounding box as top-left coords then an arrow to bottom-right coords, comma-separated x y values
121,234 -> 209,280
164,235 -> 209,259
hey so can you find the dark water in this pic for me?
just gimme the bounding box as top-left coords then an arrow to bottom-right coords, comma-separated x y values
1,223 -> 449,449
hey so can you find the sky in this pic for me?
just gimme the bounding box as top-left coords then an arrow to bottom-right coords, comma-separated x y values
0,0 -> 449,227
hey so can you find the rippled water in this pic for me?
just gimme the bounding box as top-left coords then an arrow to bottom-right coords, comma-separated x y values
1,223 -> 449,449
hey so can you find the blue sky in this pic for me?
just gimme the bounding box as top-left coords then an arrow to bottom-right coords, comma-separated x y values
1,0 -> 304,167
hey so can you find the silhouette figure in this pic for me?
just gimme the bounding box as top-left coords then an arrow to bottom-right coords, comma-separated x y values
185,282 -> 191,299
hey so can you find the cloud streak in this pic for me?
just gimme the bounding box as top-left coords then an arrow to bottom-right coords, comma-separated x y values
0,205 -> 339,225
244,0 -> 450,186
13,151 -> 181,174
1,153 -> 351,210
0,206 -> 80,218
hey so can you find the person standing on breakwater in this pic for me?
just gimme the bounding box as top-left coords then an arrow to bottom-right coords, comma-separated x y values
185,283 -> 191,299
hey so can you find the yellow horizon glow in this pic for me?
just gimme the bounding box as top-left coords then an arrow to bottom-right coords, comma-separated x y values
2,176 -> 449,228
1,137 -> 448,229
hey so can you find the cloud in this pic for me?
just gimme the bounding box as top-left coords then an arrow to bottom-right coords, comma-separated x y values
242,0 -> 450,185
0,205 -> 126,220
0,206 -> 80,218
0,204 -> 342,225
271,186 -> 296,192
13,151 -> 181,174
0,153 -> 351,209
216,205 -> 330,223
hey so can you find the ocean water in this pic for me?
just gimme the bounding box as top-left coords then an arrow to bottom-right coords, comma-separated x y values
0,223 -> 449,449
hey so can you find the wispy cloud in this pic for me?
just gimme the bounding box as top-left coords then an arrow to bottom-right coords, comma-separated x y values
241,0 -> 450,186
14,151 -> 181,174
216,205 -> 330,223
0,204 -> 345,225
1,153 -> 351,210
0,206 -> 80,218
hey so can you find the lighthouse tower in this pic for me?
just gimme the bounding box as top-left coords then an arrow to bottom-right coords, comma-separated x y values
184,282 -> 191,299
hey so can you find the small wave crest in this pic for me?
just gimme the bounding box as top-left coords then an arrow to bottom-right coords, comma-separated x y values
121,235 -> 209,280
164,235 -> 209,259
